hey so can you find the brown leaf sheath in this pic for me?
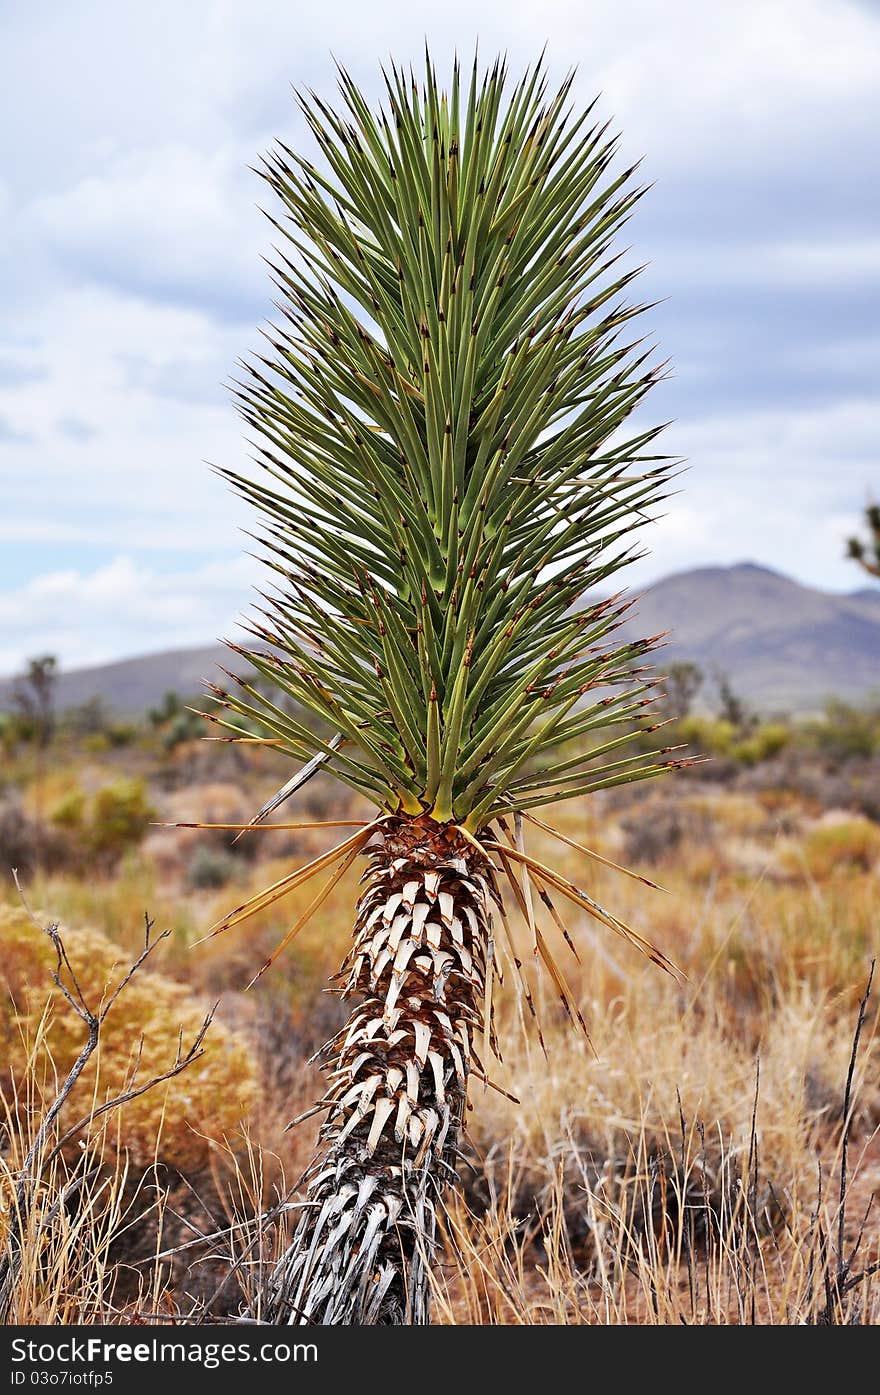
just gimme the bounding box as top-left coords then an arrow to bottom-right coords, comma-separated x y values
261,814 -> 498,1324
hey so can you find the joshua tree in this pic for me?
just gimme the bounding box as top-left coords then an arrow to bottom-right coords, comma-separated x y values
203,53 -> 685,1324
846,501 -> 880,579
661,661 -> 703,722
12,654 -> 58,749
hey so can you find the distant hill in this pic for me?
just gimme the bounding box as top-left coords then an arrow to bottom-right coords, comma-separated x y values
618,563 -> 880,712
0,564 -> 877,716
0,643 -> 231,717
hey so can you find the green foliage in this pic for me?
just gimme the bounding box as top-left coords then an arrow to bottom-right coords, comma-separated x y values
49,788 -> 87,830
148,691 -> 185,727
186,845 -> 240,890
217,53 -> 673,827
148,691 -> 204,751
731,722 -> 791,766
49,780 -> 156,868
805,698 -> 880,762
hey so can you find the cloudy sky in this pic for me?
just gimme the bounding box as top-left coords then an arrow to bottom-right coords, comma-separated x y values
1,0 -> 878,675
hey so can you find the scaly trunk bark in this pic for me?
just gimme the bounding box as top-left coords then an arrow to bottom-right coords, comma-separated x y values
259,815 -> 497,1324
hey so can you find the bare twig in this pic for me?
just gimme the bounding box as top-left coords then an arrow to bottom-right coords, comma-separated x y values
0,880 -> 217,1320
814,960 -> 876,1324
837,960 -> 875,1287
41,1007 -> 216,1171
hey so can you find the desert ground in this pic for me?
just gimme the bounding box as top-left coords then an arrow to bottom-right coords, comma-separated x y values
2,698 -> 879,1324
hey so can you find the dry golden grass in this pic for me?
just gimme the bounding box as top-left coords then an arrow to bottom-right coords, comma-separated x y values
2,771 -> 878,1324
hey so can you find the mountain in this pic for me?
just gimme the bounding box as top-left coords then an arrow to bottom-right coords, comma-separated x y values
618,563 -> 880,712
0,564 -> 877,716
0,644 -> 231,718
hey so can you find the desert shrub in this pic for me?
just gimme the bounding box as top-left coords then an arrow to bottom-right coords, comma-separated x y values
81,726 -> 137,754
49,787 -> 86,830
60,698 -> 137,750
186,846 -> 240,890
88,780 -> 154,864
0,795 -> 68,880
732,722 -> 791,766
797,816 -> 880,879
0,711 -> 20,757
148,691 -> 204,752
0,904 -> 257,1172
739,749 -> 880,823
161,712 -> 204,751
806,698 -> 880,762
44,780 -> 155,872
676,715 -> 737,756
104,722 -> 138,749
620,800 -> 717,865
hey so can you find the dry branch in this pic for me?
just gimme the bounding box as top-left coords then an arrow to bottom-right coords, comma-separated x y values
0,878 -> 217,1320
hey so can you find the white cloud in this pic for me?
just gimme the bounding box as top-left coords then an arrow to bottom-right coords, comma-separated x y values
0,285 -> 247,551
0,554 -> 259,674
31,144 -> 266,319
652,239 -> 880,292
0,0 -> 877,669
628,398 -> 880,591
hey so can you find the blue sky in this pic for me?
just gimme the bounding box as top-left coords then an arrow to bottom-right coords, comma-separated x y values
1,0 -> 878,673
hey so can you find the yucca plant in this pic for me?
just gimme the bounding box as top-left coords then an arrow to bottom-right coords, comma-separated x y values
201,51 -> 687,1324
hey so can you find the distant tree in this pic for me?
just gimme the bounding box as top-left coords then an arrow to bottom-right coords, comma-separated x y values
148,690 -> 184,728
661,662 -> 703,721
63,696 -> 108,736
713,666 -> 755,733
846,501 -> 880,579
62,696 -> 136,749
147,689 -> 203,751
12,655 -> 58,748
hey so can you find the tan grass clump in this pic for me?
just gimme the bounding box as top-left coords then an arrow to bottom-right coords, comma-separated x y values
796,814 -> 880,880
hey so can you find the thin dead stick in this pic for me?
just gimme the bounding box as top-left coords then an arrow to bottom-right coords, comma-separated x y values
41,1008 -> 216,1171
469,1068 -> 520,1104
283,1101 -> 335,1133
160,820 -> 368,831
837,960 -> 875,1289
0,876 -> 214,1319
137,1207 -> 308,1264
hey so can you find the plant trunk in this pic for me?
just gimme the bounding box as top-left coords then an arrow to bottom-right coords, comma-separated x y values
258,815 -> 497,1324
